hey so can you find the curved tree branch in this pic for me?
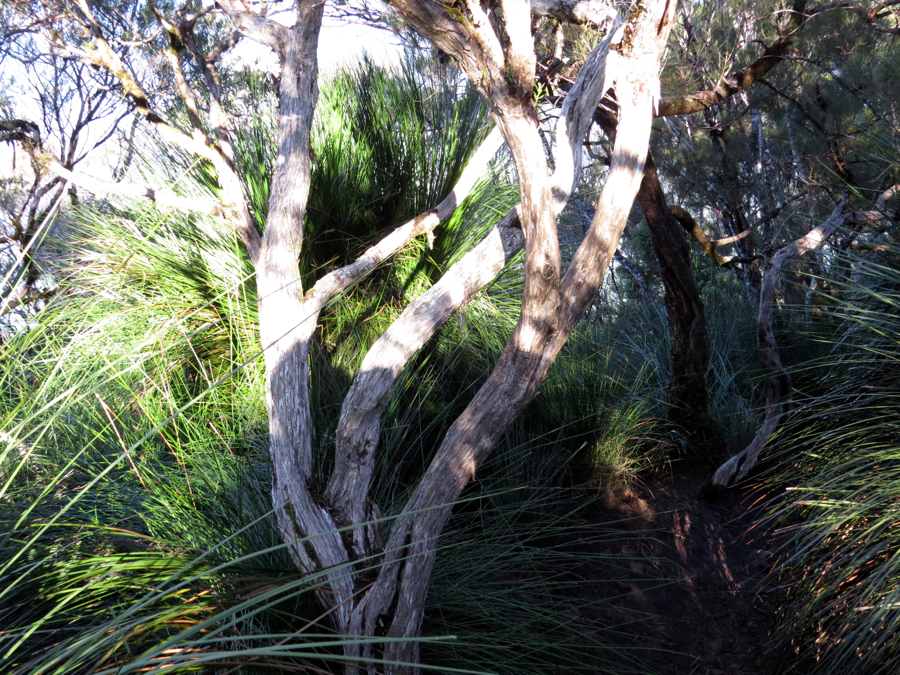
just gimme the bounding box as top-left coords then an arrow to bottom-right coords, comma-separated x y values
326,22 -> 623,560
44,24 -> 261,260
654,0 -> 808,117
713,184 -> 900,486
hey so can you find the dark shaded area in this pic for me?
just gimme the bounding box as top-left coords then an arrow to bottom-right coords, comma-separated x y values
576,465 -> 780,675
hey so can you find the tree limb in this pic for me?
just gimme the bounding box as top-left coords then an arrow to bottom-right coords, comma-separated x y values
326,22 -> 623,559
654,0 -> 808,117
215,0 -> 288,60
306,128 -> 506,312
531,0 -> 618,26
669,204 -> 741,266
713,184 -> 900,486
807,0 -> 900,34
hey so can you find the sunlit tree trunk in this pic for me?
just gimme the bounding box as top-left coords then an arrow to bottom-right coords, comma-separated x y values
345,2 -> 676,670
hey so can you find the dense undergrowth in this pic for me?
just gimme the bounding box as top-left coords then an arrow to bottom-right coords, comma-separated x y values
764,243 -> 900,675
0,60 -> 692,675
4,49 -> 897,675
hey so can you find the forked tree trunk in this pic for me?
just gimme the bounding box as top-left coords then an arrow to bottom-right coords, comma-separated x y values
344,2 -> 676,670
258,92 -> 509,631
235,0 -> 673,670
24,1 -> 676,668
327,16 -> 625,556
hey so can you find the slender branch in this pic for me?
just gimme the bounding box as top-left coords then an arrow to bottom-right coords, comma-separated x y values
714,229 -> 753,246
713,184 -> 900,486
46,26 -> 260,260
157,17 -> 206,137
307,127 -> 505,313
654,0 -> 808,117
180,15 -> 240,165
669,204 -> 736,266
755,188 -> 811,230
807,0 -> 900,34
614,249 -> 664,316
47,161 -> 222,214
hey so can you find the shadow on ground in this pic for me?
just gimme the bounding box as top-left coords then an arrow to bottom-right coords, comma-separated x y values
577,464 -> 778,675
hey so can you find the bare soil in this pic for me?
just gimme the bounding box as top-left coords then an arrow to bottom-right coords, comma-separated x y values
582,463 -> 778,675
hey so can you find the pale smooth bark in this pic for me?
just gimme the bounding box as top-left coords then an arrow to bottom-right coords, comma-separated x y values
326,208 -> 524,556
327,22 -> 623,558
348,2 -> 676,669
251,0 -> 352,628
258,55 -> 507,631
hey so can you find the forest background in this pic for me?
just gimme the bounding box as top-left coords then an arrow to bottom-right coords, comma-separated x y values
1,0 -> 899,673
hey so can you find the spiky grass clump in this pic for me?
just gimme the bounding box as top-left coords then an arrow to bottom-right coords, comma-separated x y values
764,245 -> 900,674
701,272 -> 766,451
0,54 -> 661,675
534,319 -> 660,490
0,211 -> 652,674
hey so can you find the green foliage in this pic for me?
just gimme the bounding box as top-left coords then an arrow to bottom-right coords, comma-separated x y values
765,244 -> 900,674
0,55 -> 659,675
701,271 -> 766,451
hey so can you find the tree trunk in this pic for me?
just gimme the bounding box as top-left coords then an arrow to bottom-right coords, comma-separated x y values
637,153 -> 724,454
349,3 -> 676,669
251,0 -> 364,632
590,113 -> 722,456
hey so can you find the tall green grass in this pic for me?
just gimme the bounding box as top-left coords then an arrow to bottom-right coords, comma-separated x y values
0,56 -> 661,675
764,243 -> 900,674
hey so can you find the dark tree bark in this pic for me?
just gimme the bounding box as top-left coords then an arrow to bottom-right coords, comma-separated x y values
591,107 -> 723,455
637,153 -> 724,453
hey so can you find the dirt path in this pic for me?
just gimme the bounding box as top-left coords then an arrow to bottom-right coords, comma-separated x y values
584,464 -> 777,675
